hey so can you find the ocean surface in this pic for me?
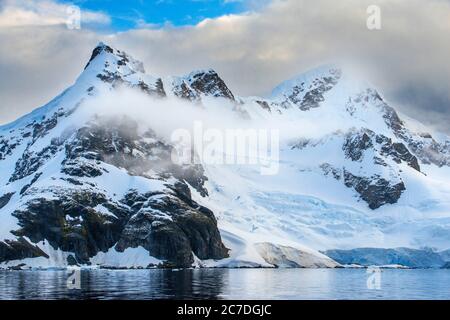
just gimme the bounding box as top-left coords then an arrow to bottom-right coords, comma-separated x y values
1,268 -> 450,300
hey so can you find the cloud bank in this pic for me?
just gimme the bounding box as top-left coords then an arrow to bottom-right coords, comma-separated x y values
0,0 -> 110,27
0,0 -> 449,133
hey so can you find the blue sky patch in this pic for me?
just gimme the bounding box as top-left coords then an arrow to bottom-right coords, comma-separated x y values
60,0 -> 251,31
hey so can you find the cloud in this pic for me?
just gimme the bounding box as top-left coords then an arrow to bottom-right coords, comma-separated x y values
0,25 -> 99,124
0,0 -> 449,134
0,0 -> 110,27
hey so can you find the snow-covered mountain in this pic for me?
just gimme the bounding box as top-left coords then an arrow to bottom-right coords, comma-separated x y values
1,43 -> 450,269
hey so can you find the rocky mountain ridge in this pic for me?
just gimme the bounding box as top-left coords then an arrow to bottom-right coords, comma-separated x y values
1,43 -> 450,269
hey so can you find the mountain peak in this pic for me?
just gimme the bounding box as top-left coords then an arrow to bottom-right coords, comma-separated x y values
271,64 -> 342,98
83,42 -> 145,75
170,68 -> 235,101
84,42 -> 114,70
188,69 -> 234,100
270,64 -> 342,111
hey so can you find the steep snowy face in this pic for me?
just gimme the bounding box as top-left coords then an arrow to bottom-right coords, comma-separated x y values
292,127 -> 420,210
271,65 -> 342,110
208,65 -> 450,254
1,43 -> 450,269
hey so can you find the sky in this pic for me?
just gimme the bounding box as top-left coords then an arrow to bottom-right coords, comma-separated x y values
0,0 -> 449,134
57,0 -> 251,30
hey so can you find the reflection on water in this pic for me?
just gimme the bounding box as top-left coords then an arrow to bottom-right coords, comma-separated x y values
1,268 -> 450,300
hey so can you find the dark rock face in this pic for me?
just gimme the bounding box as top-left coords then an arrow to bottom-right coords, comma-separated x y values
1,116 -> 227,267
10,145 -> 59,182
379,103 -> 450,168
173,70 -> 235,102
343,129 -> 420,172
189,70 -> 235,101
65,116 -> 209,196
0,192 -> 14,210
299,75 -> 340,110
20,172 -> 42,195
343,132 -> 373,161
173,81 -> 199,101
282,68 -> 341,110
316,128 -> 418,209
0,237 -> 49,262
117,184 -> 228,267
404,136 -> 450,167
343,171 -> 406,210
96,71 -> 124,85
67,254 -> 78,266
382,141 -> 420,171
11,191 -> 125,264
61,160 -> 105,178
10,183 -> 227,266
0,137 -> 20,161
32,112 -> 60,141
136,79 -> 166,97
382,104 -> 404,134
356,88 -> 450,168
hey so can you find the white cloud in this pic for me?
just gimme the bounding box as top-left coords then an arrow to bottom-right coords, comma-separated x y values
0,0 -> 110,27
